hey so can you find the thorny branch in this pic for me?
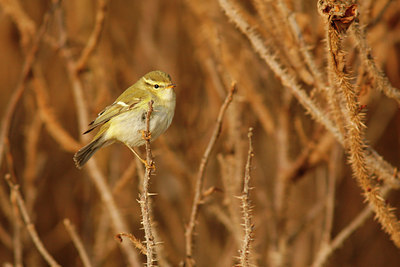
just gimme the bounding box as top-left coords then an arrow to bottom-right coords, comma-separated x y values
184,83 -> 236,266
238,128 -> 255,267
139,100 -> 158,266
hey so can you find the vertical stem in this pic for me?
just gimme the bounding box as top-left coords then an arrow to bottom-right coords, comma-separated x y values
184,84 -> 236,266
140,100 -> 157,266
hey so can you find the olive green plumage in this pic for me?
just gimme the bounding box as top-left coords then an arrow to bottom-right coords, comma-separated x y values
73,70 -> 176,168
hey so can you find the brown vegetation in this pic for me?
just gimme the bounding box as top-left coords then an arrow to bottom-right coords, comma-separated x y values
1,0 -> 400,266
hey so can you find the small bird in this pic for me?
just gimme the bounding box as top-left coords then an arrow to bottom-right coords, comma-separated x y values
73,70 -> 176,169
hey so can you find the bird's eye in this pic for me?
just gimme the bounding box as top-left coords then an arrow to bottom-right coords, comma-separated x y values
154,84 -> 159,89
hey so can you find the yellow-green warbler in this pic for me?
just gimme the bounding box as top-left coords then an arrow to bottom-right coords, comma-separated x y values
74,70 -> 176,169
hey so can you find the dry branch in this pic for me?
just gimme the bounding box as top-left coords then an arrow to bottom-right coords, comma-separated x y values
184,83 -> 236,266
217,0 -> 400,189
5,175 -> 61,267
321,2 -> 400,248
238,128 -> 255,267
352,20 -> 400,105
53,2 -> 141,265
139,100 -> 158,266
64,219 -> 93,267
75,0 -> 108,72
33,70 -> 81,152
0,9 -> 50,172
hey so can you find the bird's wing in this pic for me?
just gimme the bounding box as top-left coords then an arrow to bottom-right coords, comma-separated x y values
83,88 -> 148,134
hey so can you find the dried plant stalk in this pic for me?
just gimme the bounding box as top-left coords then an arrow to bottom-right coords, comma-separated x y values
116,233 -> 147,255
5,175 -> 61,267
139,100 -> 158,266
351,20 -> 400,105
53,3 -> 141,265
75,0 -> 108,72
63,219 -> 93,267
184,83 -> 236,266
32,70 -> 81,153
238,127 -> 255,267
10,184 -> 23,267
218,0 -> 400,189
0,10 -> 50,173
321,2 -> 400,248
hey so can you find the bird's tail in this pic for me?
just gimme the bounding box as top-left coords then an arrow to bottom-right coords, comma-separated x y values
73,136 -> 106,169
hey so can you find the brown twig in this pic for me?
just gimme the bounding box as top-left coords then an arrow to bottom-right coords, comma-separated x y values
139,100 -> 158,266
10,182 -> 23,267
184,83 -> 236,266
5,174 -> 61,267
54,2 -> 141,265
320,145 -> 341,246
352,20 -> 400,106
112,162 -> 137,195
0,0 -> 36,49
238,127 -> 255,267
116,233 -> 147,255
75,0 -> 108,73
63,219 -> 93,267
22,111 -> 42,214
32,68 -> 81,152
311,185 -> 391,267
218,0 -> 400,189
271,92 -> 291,267
0,9 -> 50,172
86,160 -> 141,266
321,2 -> 400,248
311,205 -> 372,267
275,0 -> 327,92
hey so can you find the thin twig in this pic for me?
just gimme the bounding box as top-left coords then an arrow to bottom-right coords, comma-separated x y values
238,127 -> 255,267
217,0 -> 400,189
320,145 -> 340,245
5,174 -> 61,267
0,0 -> 36,49
311,205 -> 372,267
63,219 -> 93,267
10,184 -> 23,267
0,9 -> 50,172
54,2 -> 141,265
116,233 -> 147,255
275,0 -> 327,92
75,0 -> 108,72
311,186 -> 394,267
184,83 -> 236,266
366,0 -> 393,29
139,100 -> 158,266
32,68 -> 81,152
352,20 -> 400,106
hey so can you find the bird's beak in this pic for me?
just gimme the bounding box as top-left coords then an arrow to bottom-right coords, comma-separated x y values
167,84 -> 176,89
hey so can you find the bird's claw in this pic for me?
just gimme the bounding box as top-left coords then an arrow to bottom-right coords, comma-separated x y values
141,130 -> 151,141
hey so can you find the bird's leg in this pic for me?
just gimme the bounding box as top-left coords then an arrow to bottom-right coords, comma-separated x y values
126,145 -> 155,170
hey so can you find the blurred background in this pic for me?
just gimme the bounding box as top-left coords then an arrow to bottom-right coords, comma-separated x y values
1,0 -> 400,266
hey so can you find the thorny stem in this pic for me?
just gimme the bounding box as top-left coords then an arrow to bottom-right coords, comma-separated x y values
239,128 -> 255,267
184,83 -> 236,266
325,9 -> 400,248
218,0 -> 400,189
140,100 -> 157,266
